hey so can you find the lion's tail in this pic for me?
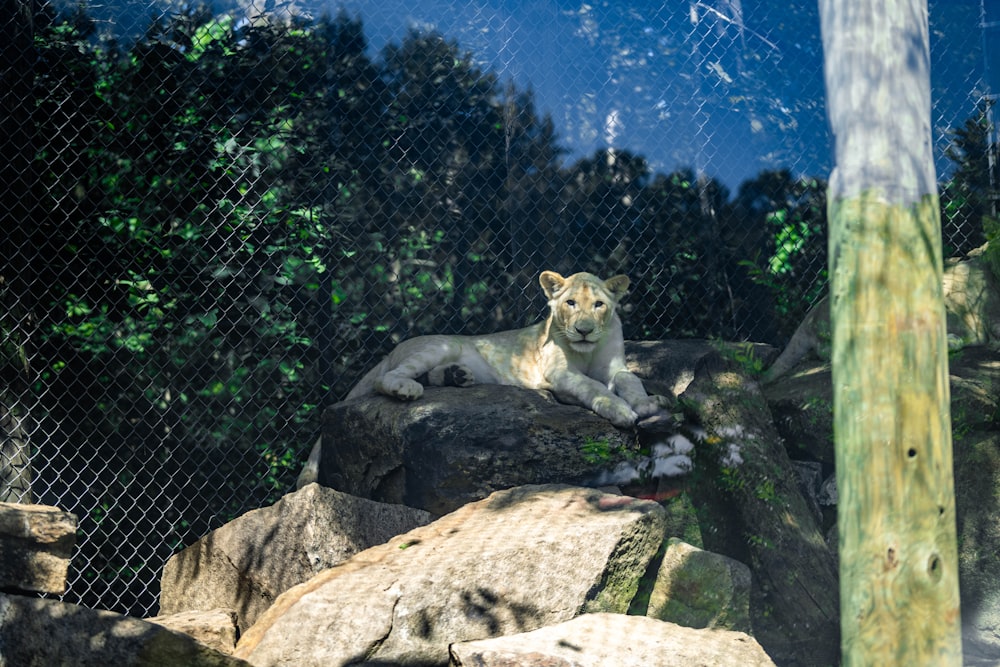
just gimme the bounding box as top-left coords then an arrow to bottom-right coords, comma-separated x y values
297,358 -> 390,489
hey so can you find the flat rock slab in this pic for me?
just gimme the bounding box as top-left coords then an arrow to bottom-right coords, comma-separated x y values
160,483 -> 430,632
235,484 -> 667,667
0,593 -> 251,667
146,607 -> 240,655
0,501 -> 77,594
449,612 -> 776,667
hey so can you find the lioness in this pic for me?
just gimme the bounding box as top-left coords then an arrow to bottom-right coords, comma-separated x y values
295,271 -> 670,488
352,270 -> 670,425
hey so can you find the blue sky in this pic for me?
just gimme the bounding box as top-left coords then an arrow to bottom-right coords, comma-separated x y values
318,0 -> 984,191
82,0 -> 985,191
327,0 -> 832,190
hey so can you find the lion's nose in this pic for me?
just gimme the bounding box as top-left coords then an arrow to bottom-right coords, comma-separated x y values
575,324 -> 594,337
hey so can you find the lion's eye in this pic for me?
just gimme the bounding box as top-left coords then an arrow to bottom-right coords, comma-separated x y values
565,299 -> 576,307
594,301 -> 604,309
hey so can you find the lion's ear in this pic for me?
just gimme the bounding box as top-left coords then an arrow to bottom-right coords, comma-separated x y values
604,274 -> 630,299
539,271 -> 566,299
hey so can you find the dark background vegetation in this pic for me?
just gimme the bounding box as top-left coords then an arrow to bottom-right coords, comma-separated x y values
0,0 -> 993,615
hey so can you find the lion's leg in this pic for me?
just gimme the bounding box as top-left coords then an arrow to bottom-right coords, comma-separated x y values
548,370 -> 638,428
375,373 -> 424,400
375,336 -> 464,400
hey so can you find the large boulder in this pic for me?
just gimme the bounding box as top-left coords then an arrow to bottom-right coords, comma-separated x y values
449,613 -> 776,667
677,352 -> 840,666
315,384 -> 638,516
0,501 -> 76,594
234,484 -> 667,667
763,343 -> 1000,664
0,593 -> 250,667
647,538 -> 752,633
160,483 -> 430,632
313,339 -> 778,519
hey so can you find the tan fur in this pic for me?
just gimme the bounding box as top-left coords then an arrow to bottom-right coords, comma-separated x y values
348,270 -> 671,427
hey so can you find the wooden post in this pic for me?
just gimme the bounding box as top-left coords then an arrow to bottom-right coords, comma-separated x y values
818,1 -> 962,664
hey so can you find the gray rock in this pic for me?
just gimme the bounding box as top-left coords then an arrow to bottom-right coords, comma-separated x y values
309,340 -> 775,518
159,483 -> 430,632
315,384 -> 638,516
947,426 -> 1000,664
768,383 -> 836,467
0,401 -> 32,503
818,474 -> 838,506
146,607 -> 240,655
449,612 -> 776,667
680,351 -> 840,666
306,342 -> 837,665
0,593 -> 250,667
791,460 -> 824,524
647,538 -> 752,634
625,339 -> 778,398
0,501 -> 76,594
234,484 -> 666,667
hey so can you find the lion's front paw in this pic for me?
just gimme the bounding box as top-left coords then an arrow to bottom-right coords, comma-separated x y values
593,396 -> 639,429
634,393 -> 675,418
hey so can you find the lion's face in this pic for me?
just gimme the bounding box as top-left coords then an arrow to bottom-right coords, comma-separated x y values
539,271 -> 630,353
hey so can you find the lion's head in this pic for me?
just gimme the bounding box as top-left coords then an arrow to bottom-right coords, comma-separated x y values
539,271 -> 629,353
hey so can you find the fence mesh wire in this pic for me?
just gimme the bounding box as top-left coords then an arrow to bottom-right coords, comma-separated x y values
0,0 -> 989,616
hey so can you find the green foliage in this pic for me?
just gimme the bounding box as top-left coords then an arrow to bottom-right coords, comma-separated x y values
710,341 -> 767,376
717,464 -> 745,493
941,100 -> 993,256
581,438 -> 618,465
754,479 -> 779,503
733,170 -> 829,341
985,217 -> 1000,282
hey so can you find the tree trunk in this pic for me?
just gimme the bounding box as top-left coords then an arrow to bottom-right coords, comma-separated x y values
1,0 -> 36,503
0,398 -> 32,503
819,1 -> 962,664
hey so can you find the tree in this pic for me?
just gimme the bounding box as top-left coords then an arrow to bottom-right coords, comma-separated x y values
25,6 -> 356,612
626,167 -> 734,339
560,149 -> 650,267
380,31 -> 509,335
818,1 -> 962,663
731,169 -> 828,342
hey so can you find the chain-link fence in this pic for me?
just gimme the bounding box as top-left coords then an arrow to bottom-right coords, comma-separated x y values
0,0 -> 988,617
